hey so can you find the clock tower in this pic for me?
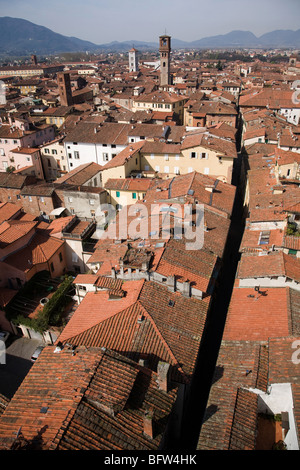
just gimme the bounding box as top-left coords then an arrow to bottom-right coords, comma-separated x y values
159,34 -> 171,87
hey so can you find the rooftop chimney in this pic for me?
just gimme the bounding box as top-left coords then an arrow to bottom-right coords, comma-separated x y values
182,280 -> 191,297
167,275 -> 176,292
143,409 -> 154,439
156,361 -> 170,392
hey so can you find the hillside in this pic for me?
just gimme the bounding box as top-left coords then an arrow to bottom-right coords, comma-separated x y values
0,17 -> 300,56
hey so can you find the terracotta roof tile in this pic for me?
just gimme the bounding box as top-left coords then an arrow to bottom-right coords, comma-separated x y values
240,89 -> 300,110
47,216 -> 76,235
240,226 -> 285,252
0,345 -> 177,450
223,287 -> 291,341
144,171 -> 236,218
101,141 -> 144,170
0,202 -> 22,224
267,336 -> 300,385
3,231 -> 64,272
0,345 -> 100,450
0,220 -> 37,247
197,341 -> 263,450
181,132 -> 237,158
0,394 -> 9,418
0,173 -> 31,189
228,388 -> 258,450
54,349 -> 178,450
155,237 -> 218,293
54,162 -> 102,185
105,177 -> 151,192
237,251 -> 300,282
57,280 -> 145,342
57,280 -> 209,384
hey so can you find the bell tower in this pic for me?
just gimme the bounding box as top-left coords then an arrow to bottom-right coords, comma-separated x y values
57,71 -> 73,107
159,34 -> 171,87
129,47 -> 139,73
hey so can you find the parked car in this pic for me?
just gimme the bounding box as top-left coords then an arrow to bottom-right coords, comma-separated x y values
31,345 -> 45,363
0,330 -> 10,343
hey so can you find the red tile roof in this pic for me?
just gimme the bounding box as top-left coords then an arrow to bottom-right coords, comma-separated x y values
237,251 -> 300,282
101,141 -> 144,170
197,341 -> 263,450
104,177 -> 151,192
57,280 -> 209,383
144,171 -> 236,218
0,202 -> 22,224
223,287 -> 291,341
46,216 -> 76,235
54,162 -> 102,185
268,336 -> 300,385
55,349 -> 178,450
181,132 -> 237,158
58,280 -> 145,341
240,89 -> 300,110
228,388 -> 258,450
3,231 -> 65,273
240,226 -> 285,252
0,345 -> 178,450
0,345 -> 100,450
0,395 -> 9,419
155,237 -> 218,293
0,220 -> 37,247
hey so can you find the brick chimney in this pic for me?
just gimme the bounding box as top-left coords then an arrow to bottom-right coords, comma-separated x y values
143,409 -> 154,439
156,361 -> 170,392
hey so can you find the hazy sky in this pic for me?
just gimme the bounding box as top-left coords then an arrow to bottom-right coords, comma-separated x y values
0,0 -> 299,44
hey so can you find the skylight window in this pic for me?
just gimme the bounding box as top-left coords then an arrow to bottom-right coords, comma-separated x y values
258,230 -> 270,245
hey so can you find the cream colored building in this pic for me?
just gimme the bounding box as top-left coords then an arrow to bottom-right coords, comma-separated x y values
132,91 -> 187,125
140,141 -> 182,177
39,137 -> 68,181
101,141 -> 143,186
140,133 -> 237,183
101,131 -> 237,185
104,178 -> 151,209
179,132 -> 237,183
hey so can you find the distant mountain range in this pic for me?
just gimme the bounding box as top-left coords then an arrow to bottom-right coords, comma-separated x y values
0,17 -> 300,56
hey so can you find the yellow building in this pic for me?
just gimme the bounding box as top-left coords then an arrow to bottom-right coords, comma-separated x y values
180,133 -> 237,183
101,141 -> 144,186
140,133 -> 237,183
104,178 -> 152,209
132,91 -> 188,125
140,141 -> 182,177
101,131 -> 237,187
13,80 -> 41,95
43,106 -> 74,128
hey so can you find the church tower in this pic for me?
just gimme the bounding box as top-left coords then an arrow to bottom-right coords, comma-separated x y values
159,34 -> 171,87
129,47 -> 139,73
57,71 -> 73,107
